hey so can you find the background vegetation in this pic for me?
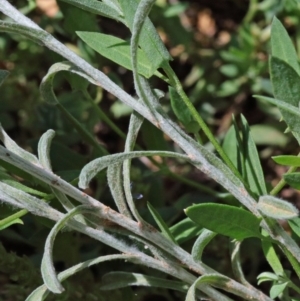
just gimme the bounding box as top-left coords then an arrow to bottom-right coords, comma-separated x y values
1,0 -> 300,300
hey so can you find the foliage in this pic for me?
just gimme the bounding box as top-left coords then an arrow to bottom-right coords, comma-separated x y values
1,0 -> 300,301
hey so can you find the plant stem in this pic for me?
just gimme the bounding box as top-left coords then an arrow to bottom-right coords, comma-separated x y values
163,63 -> 246,186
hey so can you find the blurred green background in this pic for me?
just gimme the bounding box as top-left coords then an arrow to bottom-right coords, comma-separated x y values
1,1 -> 300,300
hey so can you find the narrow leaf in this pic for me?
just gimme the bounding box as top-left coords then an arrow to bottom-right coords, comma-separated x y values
185,203 -> 262,240
170,218 -> 202,244
222,124 -> 241,174
76,32 -> 154,78
255,95 -> 300,117
100,272 -> 188,292
271,17 -> 300,75
59,0 -> 124,23
272,155 -> 300,167
0,217 -> 23,231
169,86 -> 199,133
240,115 -> 267,196
0,69 -> 9,87
38,130 -> 55,170
288,217 -> 300,238
147,202 -> 178,244
79,151 -> 189,189
123,111 -> 145,222
41,205 -> 95,293
107,164 -> 132,218
192,229 -> 217,262
258,195 -> 299,220
284,172 -> 300,190
185,274 -> 231,301
120,0 -> 171,72
262,240 -> 284,275
26,254 -> 137,301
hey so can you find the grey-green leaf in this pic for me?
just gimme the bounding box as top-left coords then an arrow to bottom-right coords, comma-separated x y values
76,32 -> 155,78
185,274 -> 231,301
41,205 -> 95,293
192,229 -> 217,262
258,195 -> 299,220
26,254 -> 137,301
100,272 -> 188,292
38,130 -> 55,170
271,17 -> 300,75
79,151 -> 189,189
107,164 -> 132,218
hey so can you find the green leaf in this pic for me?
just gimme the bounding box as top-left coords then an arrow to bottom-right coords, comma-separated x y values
271,17 -> 300,75
26,254 -> 137,301
58,2 -> 99,37
100,272 -> 188,292
76,32 -> 155,78
255,95 -> 300,117
58,0 -> 124,23
272,155 -> 300,166
41,205 -> 95,293
262,241 -> 284,275
258,195 -> 299,220
270,282 -> 289,299
222,124 -> 241,173
284,172 -> 300,190
79,151 -> 189,189
257,272 -> 279,285
192,229 -> 217,262
38,130 -> 55,170
269,56 -> 300,143
169,86 -> 199,133
240,115 -> 267,196
0,217 -> 23,231
147,202 -> 178,244
0,70 -> 9,87
185,203 -> 262,240
119,0 -> 171,72
170,217 -> 202,244
250,125 -> 289,147
288,217 -> 300,238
